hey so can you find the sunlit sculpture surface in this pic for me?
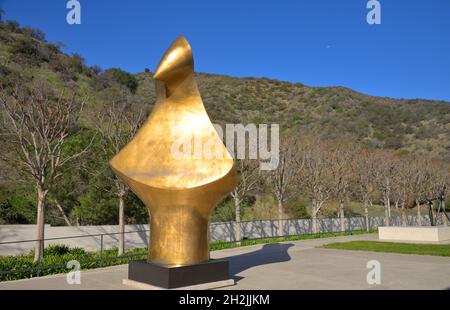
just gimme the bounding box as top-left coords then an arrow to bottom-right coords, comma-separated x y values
110,36 -> 237,267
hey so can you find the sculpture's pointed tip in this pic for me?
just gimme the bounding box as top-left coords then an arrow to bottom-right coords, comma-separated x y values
174,34 -> 189,45
153,35 -> 193,81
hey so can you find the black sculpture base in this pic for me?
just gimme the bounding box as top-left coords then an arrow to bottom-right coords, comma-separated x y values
127,259 -> 231,289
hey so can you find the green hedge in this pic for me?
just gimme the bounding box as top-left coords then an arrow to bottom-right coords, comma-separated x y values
1,230 -> 375,282
0,244 -> 147,282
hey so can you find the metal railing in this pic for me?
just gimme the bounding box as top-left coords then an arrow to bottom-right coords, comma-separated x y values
0,224 -> 372,281
0,214 -> 440,281
0,229 -> 151,280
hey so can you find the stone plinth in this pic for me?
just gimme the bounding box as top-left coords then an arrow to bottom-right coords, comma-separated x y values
124,259 -> 234,290
378,226 -> 450,242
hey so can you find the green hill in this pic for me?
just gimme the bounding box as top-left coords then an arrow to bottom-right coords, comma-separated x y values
1,22 -> 449,161
0,20 -> 449,226
197,73 -> 449,158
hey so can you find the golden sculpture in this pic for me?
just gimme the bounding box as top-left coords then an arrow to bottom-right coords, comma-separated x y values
110,36 -> 237,267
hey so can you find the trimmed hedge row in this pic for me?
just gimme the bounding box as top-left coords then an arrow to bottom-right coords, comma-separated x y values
0,245 -> 147,282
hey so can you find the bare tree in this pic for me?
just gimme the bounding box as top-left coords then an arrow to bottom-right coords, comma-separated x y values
268,136 -> 300,236
230,159 -> 261,241
0,83 -> 88,262
351,147 -> 377,232
429,161 -> 449,226
374,150 -> 397,226
329,143 -> 353,232
299,137 -> 333,234
91,91 -> 145,255
408,157 -> 431,226
394,158 -> 415,226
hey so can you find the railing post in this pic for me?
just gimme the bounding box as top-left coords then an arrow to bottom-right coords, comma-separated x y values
100,234 -> 104,266
38,237 -> 44,277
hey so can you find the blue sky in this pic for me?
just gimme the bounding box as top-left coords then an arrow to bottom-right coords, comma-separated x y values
1,0 -> 450,101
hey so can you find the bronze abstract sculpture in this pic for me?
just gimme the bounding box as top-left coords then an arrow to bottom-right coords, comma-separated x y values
110,36 -> 237,267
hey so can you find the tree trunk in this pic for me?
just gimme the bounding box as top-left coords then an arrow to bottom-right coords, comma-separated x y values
277,199 -> 283,237
401,203 -> 407,227
387,196 -> 391,217
429,203 -> 435,226
416,200 -> 422,226
441,198 -> 448,226
339,199 -> 345,232
53,199 -> 72,226
364,200 -> 370,232
311,203 -> 318,234
234,196 -> 241,242
118,194 -> 125,255
34,186 -> 47,262
442,213 -> 448,226
384,197 -> 390,226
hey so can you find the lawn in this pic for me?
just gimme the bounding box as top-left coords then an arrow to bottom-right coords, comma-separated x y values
321,241 -> 450,257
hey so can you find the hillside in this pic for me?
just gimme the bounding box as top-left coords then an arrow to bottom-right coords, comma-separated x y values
196,73 -> 450,159
1,22 -> 449,161
0,21 -> 449,226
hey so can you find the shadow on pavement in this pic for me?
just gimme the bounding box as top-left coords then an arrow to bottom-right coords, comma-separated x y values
224,243 -> 294,283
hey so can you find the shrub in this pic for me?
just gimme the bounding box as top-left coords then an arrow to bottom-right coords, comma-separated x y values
285,201 -> 309,219
90,65 -> 102,75
43,244 -> 71,256
9,38 -> 48,66
69,53 -> 85,74
102,68 -> 138,93
384,136 -> 404,149
0,64 -> 11,76
5,21 -> 20,33
0,188 -> 36,224
20,27 -> 46,41
0,200 -> 30,224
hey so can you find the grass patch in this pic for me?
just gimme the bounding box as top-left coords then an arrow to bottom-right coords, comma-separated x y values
321,241 -> 450,257
1,230 -> 376,282
209,229 -> 377,251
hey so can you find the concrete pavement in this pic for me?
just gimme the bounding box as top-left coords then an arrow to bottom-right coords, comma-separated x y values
1,233 -> 449,290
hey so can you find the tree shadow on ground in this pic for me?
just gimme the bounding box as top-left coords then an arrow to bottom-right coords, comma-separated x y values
223,243 -> 294,283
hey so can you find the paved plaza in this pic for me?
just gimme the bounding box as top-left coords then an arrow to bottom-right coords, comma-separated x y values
1,234 -> 449,290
